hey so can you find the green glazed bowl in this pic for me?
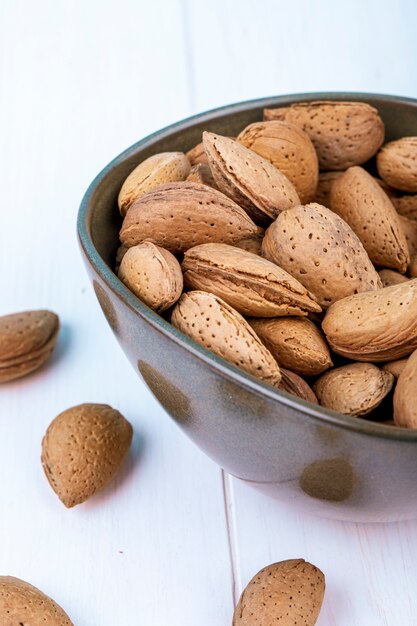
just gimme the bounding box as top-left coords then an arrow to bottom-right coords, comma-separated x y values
78,92 -> 417,522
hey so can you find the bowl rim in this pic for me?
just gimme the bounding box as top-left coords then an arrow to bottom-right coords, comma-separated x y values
77,91 -> 417,442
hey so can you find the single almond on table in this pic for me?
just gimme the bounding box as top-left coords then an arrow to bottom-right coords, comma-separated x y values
118,151 -> 190,216
322,279 -> 417,361
262,203 -> 381,308
171,291 -> 281,387
409,254 -> 417,277
313,363 -> 394,417
234,228 -> 264,256
42,403 -> 133,508
379,269 -> 409,288
264,100 -> 384,170
393,348 -> 417,428
313,170 -> 344,207
119,181 -> 258,253
279,368 -> 318,404
237,120 -> 319,203
0,310 -> 59,383
377,137 -> 417,193
383,357 -> 409,379
182,243 -> 321,317
330,166 -> 409,273
233,559 -> 325,626
249,316 -> 332,376
186,141 -> 208,166
202,131 -> 300,223
0,576 -> 73,625
393,194 -> 417,221
186,162 -> 217,188
118,242 -> 183,312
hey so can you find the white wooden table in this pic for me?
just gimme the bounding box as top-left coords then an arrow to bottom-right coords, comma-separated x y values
1,1 -> 417,624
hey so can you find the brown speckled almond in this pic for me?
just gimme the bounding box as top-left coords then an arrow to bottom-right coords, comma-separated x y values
400,215 -> 417,257
313,170 -> 344,207
0,576 -> 73,626
249,317 -> 332,376
186,163 -> 217,188
0,310 -> 59,383
383,357 -> 409,379
264,100 -> 384,170
377,137 -> 417,193
233,560 -> 325,626
330,166 -> 409,272
394,349 -> 417,428
118,152 -> 190,216
171,291 -> 281,387
262,203 -> 381,308
234,228 -> 264,256
182,243 -> 321,317
186,141 -> 208,166
119,182 -> 258,253
279,368 -> 318,404
313,363 -> 394,417
409,254 -> 417,277
378,269 -> 409,288
203,131 -> 300,223
393,194 -> 417,221
118,242 -> 183,312
322,279 -> 417,361
237,121 -> 318,203
42,403 -> 133,508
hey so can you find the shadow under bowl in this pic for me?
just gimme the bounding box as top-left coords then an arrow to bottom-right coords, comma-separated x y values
78,92 -> 417,522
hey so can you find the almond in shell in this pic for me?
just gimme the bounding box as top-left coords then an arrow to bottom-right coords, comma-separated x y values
233,560 -> 325,626
377,137 -> 417,193
313,170 -> 344,207
393,194 -> 417,221
393,348 -> 417,428
322,279 -> 417,361
0,576 -> 73,625
0,310 -> 59,383
118,151 -> 190,216
378,269 -> 409,288
182,243 -> 321,317
234,228 -> 264,256
119,182 -> 258,253
186,162 -> 217,188
400,215 -> 417,257
313,363 -> 394,417
237,120 -> 319,203
42,403 -> 133,507
186,141 -> 208,166
330,166 -> 409,272
249,316 -> 332,376
202,131 -> 300,223
409,254 -> 417,277
279,368 -> 318,404
118,242 -> 183,312
262,203 -> 381,308
264,100 -> 384,170
171,291 -> 281,387
382,357 -> 409,379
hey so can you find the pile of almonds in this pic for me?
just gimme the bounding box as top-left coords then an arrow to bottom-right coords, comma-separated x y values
117,100 -> 417,428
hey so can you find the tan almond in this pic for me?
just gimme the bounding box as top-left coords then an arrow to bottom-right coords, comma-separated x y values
118,242 -> 183,312
234,228 -> 264,256
0,310 -> 59,383
249,317 -> 332,376
42,403 -> 133,507
313,170 -> 344,207
202,131 -> 300,223
393,194 -> 417,221
313,363 -> 394,417
182,243 -> 321,317
186,141 -> 208,166
0,576 -> 73,626
115,243 -> 128,272
279,368 -> 318,404
186,162 -> 217,188
264,100 -> 384,170
378,269 -> 409,287
171,291 -> 281,387
409,254 -> 417,277
377,137 -> 417,193
237,120 -> 319,203
382,358 -> 409,379
330,166 -> 409,272
233,560 -> 325,626
393,349 -> 417,428
322,279 -> 417,361
118,152 -> 190,216
400,214 -> 417,257
119,181 -> 258,253
262,203 -> 381,308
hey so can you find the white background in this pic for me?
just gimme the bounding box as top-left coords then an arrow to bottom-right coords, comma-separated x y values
1,1 -> 417,624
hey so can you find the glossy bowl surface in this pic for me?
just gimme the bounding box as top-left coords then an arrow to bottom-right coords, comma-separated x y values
78,92 -> 417,522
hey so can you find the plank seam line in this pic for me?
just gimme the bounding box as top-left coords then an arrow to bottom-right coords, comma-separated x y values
221,469 -> 240,607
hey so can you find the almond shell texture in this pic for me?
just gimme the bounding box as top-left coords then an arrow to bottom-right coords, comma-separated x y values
377,137 -> 417,193
393,348 -> 417,428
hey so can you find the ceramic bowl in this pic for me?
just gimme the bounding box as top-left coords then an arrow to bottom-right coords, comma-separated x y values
78,92 -> 417,522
